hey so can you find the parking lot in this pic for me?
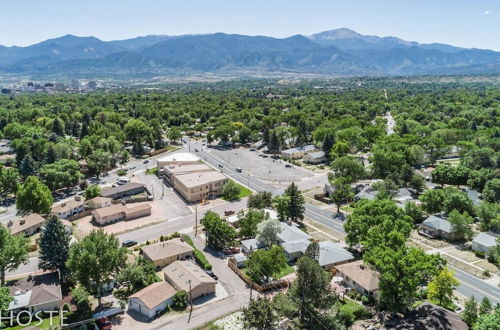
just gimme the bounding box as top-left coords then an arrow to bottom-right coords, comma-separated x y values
208,147 -> 315,183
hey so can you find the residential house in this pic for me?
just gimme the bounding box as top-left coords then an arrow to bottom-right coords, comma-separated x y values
92,203 -> 151,225
234,255 -> 248,268
277,222 -> 311,244
420,215 -> 459,241
127,281 -> 176,319
0,139 -> 13,154
172,170 -> 228,202
317,241 -> 355,270
353,190 -> 377,202
281,239 -> 310,261
472,232 -> 497,253
163,261 -> 216,300
7,272 -> 62,313
85,196 -> 113,209
303,151 -> 326,164
241,238 -> 265,255
281,145 -> 317,160
141,238 -> 194,269
335,261 -> 379,298
100,182 -> 147,200
463,188 -> 481,206
51,199 -> 85,219
4,214 -> 45,236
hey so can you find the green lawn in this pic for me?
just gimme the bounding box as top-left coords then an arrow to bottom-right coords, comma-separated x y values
5,315 -> 61,329
241,264 -> 295,281
235,183 -> 252,199
340,205 -> 355,213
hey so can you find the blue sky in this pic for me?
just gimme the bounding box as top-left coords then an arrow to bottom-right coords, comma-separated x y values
2,0 -> 500,50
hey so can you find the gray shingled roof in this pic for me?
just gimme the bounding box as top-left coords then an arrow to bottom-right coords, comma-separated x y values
278,223 -> 311,243
422,215 -> 454,234
472,232 -> 497,248
318,241 -> 355,267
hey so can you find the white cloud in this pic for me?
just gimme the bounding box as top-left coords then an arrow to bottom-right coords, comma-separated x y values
484,10 -> 493,15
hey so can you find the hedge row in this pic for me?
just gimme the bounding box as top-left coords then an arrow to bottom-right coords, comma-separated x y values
182,234 -> 212,270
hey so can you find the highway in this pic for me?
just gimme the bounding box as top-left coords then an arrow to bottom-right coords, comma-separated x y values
194,141 -> 499,305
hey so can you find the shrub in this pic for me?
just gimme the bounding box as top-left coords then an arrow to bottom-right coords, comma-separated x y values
361,295 -> 370,304
483,269 -> 491,277
182,234 -> 212,270
172,290 -> 189,310
117,169 -> 127,176
474,250 -> 485,258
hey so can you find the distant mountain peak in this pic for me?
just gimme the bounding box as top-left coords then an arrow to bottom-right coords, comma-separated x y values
310,28 -> 362,40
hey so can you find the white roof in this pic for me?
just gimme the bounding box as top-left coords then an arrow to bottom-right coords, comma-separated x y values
158,152 -> 200,163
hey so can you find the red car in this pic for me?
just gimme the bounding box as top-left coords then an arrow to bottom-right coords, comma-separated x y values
223,247 -> 241,254
96,317 -> 112,330
224,210 -> 235,216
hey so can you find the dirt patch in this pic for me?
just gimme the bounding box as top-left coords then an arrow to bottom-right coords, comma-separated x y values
411,230 -> 449,248
408,240 -> 432,251
447,249 -> 482,263
473,259 -> 500,275
304,218 -> 345,241
442,255 -> 488,279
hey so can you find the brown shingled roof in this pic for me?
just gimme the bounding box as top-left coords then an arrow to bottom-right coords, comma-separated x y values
128,281 -> 176,309
335,260 -> 379,292
141,238 -> 194,261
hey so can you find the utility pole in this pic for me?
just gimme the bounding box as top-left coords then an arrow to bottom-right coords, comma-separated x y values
194,203 -> 198,237
189,279 -> 193,314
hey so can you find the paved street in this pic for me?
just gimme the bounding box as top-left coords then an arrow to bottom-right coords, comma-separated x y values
189,138 -> 500,305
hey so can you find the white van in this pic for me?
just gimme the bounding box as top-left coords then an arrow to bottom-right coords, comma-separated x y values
117,177 -> 131,185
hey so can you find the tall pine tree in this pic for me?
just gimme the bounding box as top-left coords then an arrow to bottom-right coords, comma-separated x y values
38,215 -> 71,279
285,182 -> 305,223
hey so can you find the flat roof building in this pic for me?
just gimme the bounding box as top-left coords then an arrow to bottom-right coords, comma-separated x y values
141,238 -> 195,269
163,260 -> 216,300
172,170 -> 228,203
157,152 -> 201,170
92,203 -> 151,226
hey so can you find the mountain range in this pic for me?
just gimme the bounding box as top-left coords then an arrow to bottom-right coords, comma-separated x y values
1,28 -> 500,78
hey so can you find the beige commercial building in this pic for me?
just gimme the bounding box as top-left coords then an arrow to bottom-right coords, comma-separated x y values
141,238 -> 195,269
157,152 -> 201,170
172,171 -> 228,202
92,203 -> 151,226
163,260 -> 216,300
4,214 -> 46,236
163,163 -> 212,182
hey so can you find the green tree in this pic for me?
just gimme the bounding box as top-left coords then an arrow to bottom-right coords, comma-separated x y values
345,199 -> 413,250
443,187 -> 475,216
167,127 -> 182,144
330,177 -> 354,213
289,256 -> 336,327
172,290 -> 189,309
482,179 -> 500,203
19,154 -> 37,178
256,219 -> 282,247
284,183 -> 305,223
427,269 -> 459,307
124,119 -> 151,147
0,166 -> 19,198
84,184 -> 101,200
477,202 -> 500,233
38,215 -> 71,278
70,286 -> 92,321
0,286 -> 13,313
404,201 -> 424,223
462,296 -> 478,326
16,176 -> 53,216
420,189 -> 445,214
115,257 -> 158,296
331,156 -> 365,183
247,191 -> 273,209
201,211 -> 237,250
247,245 -> 288,282
364,244 -> 444,313
0,225 -> 29,285
223,180 -> 241,201
86,149 -> 110,179
66,230 -> 127,306
448,210 -> 473,241
242,297 -> 278,330
39,159 -> 82,191
479,297 -> 492,316
330,141 -> 349,159
272,195 -> 290,221
474,306 -> 500,330
239,209 -> 266,238
304,241 -> 320,261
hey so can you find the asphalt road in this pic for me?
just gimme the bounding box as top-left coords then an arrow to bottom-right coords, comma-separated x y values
191,139 -> 500,305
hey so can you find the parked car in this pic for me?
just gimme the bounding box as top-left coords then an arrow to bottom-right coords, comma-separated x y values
236,167 -> 242,173
194,148 -> 199,152
249,148 -> 256,151
218,164 -> 223,168
285,164 -> 292,168
122,240 -> 137,247
223,247 -> 241,254
204,270 -> 218,280
262,155 -> 269,158
224,210 -> 235,216
143,159 -> 149,164
96,317 -> 112,330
